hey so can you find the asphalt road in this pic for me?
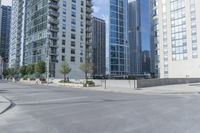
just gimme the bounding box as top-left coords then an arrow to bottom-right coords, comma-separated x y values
1,81 -> 200,133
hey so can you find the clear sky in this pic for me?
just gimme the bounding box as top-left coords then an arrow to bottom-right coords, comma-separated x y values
2,0 -> 12,6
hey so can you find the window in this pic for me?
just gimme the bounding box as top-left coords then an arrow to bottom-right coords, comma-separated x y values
81,0 -> 84,6
80,57 -> 83,63
62,40 -> 66,45
72,4 -> 76,10
71,41 -> 75,47
62,48 -> 65,53
71,49 -> 75,54
62,32 -> 66,37
62,56 -> 65,61
71,18 -> 76,25
71,11 -> 76,17
71,25 -> 76,32
71,56 -> 75,62
71,34 -> 76,39
63,1 -> 66,7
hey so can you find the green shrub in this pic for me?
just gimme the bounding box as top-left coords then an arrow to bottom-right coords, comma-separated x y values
84,81 -> 95,87
23,75 -> 29,80
39,77 -> 46,82
30,78 -> 35,81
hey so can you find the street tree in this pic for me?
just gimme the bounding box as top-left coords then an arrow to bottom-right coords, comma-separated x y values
60,62 -> 71,82
80,63 -> 93,82
35,61 -> 46,77
20,66 -> 27,77
26,64 -> 35,75
2,69 -> 9,78
9,68 -> 18,78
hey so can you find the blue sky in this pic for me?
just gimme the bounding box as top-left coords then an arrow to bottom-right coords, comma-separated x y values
2,0 -> 12,6
93,0 -> 109,20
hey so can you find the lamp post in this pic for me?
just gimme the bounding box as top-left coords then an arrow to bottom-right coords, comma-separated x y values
46,37 -> 50,84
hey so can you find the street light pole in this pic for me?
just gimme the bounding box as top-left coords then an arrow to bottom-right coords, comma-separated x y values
46,45 -> 50,84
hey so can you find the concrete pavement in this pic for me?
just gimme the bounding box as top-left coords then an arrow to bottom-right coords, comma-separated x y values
82,83 -> 200,95
0,96 -> 12,114
15,79 -> 200,95
1,82 -> 200,133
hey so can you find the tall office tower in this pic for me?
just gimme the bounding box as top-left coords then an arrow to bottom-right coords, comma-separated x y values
0,6 -> 11,67
92,17 -> 106,77
128,0 -> 151,76
151,0 -> 200,78
109,0 -> 129,76
9,0 -> 93,79
128,0 -> 142,75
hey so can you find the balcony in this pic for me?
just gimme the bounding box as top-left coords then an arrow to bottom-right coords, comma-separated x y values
86,7 -> 93,14
86,1 -> 93,7
49,35 -> 58,40
49,10 -> 59,17
86,14 -> 92,19
49,2 -> 59,10
49,26 -> 59,32
86,21 -> 92,26
49,18 -> 59,25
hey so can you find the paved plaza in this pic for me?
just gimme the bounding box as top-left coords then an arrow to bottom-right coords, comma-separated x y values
1,81 -> 200,133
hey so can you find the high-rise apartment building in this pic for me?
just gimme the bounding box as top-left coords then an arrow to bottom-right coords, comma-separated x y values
92,16 -> 106,77
151,0 -> 200,78
109,0 -> 129,76
0,6 -> 11,65
85,0 -> 93,68
9,0 -> 93,79
9,0 -> 25,68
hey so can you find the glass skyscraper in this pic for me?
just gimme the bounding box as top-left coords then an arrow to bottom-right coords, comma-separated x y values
128,0 -> 151,75
0,6 -> 11,65
109,0 -> 129,76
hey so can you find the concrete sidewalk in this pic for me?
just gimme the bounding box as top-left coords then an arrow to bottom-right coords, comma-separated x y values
0,96 -> 12,114
14,81 -> 200,95
82,83 -> 200,95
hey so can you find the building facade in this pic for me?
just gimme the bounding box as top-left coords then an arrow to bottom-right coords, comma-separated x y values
151,0 -> 200,78
9,0 -> 25,68
109,0 -> 129,76
0,56 -> 3,77
128,0 -> 151,76
9,0 -> 93,79
0,6 -> 11,67
142,50 -> 150,74
128,0 -> 142,75
92,16 -> 106,77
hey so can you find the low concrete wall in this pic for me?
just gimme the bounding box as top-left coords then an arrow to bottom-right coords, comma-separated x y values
93,80 -> 137,89
137,78 -> 200,88
93,78 -> 200,89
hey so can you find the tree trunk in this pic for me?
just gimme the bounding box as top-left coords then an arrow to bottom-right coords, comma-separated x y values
64,74 -> 66,82
85,72 -> 88,82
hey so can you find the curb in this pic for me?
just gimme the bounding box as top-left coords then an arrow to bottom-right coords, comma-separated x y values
0,96 -> 13,115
